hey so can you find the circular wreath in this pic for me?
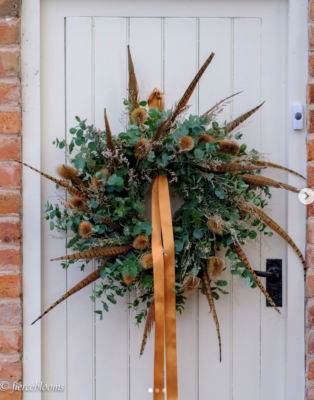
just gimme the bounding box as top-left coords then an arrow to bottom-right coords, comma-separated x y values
25,48 -> 305,359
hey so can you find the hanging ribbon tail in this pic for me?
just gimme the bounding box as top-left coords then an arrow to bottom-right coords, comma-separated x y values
151,175 -> 178,400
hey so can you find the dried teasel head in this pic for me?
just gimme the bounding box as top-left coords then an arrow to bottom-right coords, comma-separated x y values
207,215 -> 224,235
141,253 -> 153,270
179,136 -> 195,152
92,168 -> 110,188
134,138 -> 151,159
78,221 -> 94,238
207,257 -> 225,280
65,197 -> 86,210
56,165 -> 84,187
182,275 -> 201,296
215,140 -> 240,156
131,108 -> 147,125
197,134 -> 215,144
123,274 -> 135,285
133,235 -> 150,250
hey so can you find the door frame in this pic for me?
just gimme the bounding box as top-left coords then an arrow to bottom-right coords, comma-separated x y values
21,1 -> 307,399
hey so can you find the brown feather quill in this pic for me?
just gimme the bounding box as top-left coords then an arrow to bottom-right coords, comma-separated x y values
232,243 -> 281,314
104,108 -> 115,152
223,102 -> 265,134
140,299 -> 155,357
196,163 -> 265,173
241,174 -> 299,193
254,161 -> 305,180
51,245 -> 131,261
31,269 -> 101,325
127,45 -> 139,111
200,268 -> 222,362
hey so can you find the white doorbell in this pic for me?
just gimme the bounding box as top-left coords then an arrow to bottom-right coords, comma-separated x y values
292,104 -> 303,130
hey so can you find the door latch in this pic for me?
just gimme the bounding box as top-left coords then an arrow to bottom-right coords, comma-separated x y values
254,259 -> 282,308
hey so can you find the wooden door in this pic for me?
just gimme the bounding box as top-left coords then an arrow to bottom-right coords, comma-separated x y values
36,1 -> 306,399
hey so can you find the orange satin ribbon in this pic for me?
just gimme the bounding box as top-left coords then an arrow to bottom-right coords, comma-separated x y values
148,88 -> 165,111
152,175 -> 178,400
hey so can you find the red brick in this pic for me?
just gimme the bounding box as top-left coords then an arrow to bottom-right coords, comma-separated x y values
0,111 -> 20,134
0,50 -> 19,76
311,1 -> 314,22
308,219 -> 314,246
0,81 -> 20,106
0,301 -> 21,324
0,276 -> 20,298
0,1 -> 21,18
308,299 -> 314,328
309,85 -> 314,105
0,221 -> 20,243
0,136 -> 20,160
0,192 -> 20,214
0,249 -> 20,270
309,110 -> 314,133
310,25 -> 314,51
308,273 -> 314,297
0,390 -> 21,400
0,19 -> 19,45
308,164 -> 314,188
309,138 -> 314,162
0,163 -> 20,188
0,329 -> 21,352
308,246 -> 314,269
309,357 -> 314,380
308,330 -> 314,354
307,380 -> 314,400
309,54 -> 314,79
0,360 -> 21,381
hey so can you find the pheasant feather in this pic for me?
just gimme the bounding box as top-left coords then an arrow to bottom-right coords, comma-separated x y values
242,174 -> 299,193
140,299 -> 155,357
232,243 -> 281,314
223,102 -> 265,134
104,108 -> 115,152
152,52 -> 215,142
99,215 -> 121,232
20,162 -> 87,200
254,161 -> 305,180
200,268 -> 222,362
31,269 -> 101,325
127,45 -> 139,111
51,245 -> 131,261
196,163 -> 265,173
239,205 -> 306,273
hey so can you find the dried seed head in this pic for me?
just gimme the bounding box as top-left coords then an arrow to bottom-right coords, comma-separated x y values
178,136 -> 195,152
92,168 -> 110,188
78,221 -> 94,238
134,138 -> 151,159
56,165 -> 83,187
197,134 -> 215,144
208,257 -> 224,280
123,273 -> 135,285
141,253 -> 153,270
133,235 -> 150,250
215,140 -> 240,156
207,215 -> 224,235
131,108 -> 147,125
66,197 -> 85,210
182,275 -> 201,296
56,165 -> 69,180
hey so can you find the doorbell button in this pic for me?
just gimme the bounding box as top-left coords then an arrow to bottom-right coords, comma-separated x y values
293,104 -> 303,130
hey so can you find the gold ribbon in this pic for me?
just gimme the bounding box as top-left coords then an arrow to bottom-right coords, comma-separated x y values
152,175 -> 178,400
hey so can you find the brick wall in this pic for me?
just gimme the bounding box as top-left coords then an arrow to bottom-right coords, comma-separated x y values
0,1 -> 22,399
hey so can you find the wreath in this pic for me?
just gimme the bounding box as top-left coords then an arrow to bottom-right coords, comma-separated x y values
23,47 -> 305,365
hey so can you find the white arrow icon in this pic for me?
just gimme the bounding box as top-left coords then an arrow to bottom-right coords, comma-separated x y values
299,188 -> 314,205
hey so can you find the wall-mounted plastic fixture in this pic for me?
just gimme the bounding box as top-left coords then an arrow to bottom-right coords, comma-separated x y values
293,104 -> 303,130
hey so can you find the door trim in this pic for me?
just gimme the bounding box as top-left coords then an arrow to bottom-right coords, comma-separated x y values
21,1 -> 307,398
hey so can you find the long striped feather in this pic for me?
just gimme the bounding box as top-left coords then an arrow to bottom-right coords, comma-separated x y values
152,52 -> 215,142
200,268 -> 222,362
51,245 -> 131,261
31,269 -> 101,325
241,174 -> 299,193
104,108 -> 115,152
196,163 -> 265,173
19,162 -> 87,200
254,161 -> 305,180
140,299 -> 155,357
223,102 -> 265,134
232,242 -> 281,314
127,45 -> 139,110
239,205 -> 306,273
99,215 -> 121,232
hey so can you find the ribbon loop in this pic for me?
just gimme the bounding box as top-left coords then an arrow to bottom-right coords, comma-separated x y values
151,175 -> 178,400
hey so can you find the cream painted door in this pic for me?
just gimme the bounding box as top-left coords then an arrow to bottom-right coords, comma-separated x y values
38,1 -> 306,399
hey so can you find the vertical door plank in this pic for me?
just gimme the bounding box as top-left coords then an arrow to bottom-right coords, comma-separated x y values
94,17 -> 129,400
232,18 -> 262,400
128,17 -> 162,400
41,5 -> 67,399
198,18 -> 233,400
65,17 -> 94,400
259,9 -> 287,400
164,18 -> 198,400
